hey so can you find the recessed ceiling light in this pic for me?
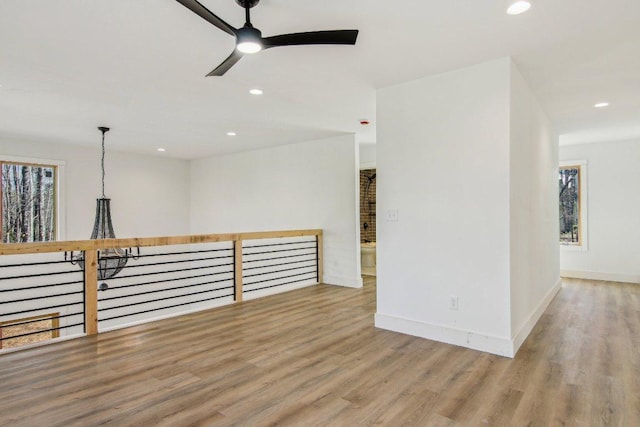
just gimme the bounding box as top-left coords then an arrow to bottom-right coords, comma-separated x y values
507,1 -> 531,15
594,102 -> 609,108
249,88 -> 263,95
157,148 -> 166,152
227,131 -> 237,136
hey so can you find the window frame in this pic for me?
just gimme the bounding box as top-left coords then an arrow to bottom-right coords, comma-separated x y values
0,312 -> 60,349
559,159 -> 588,251
0,155 -> 66,242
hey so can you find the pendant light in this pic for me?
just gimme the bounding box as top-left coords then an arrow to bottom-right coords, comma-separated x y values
71,127 -> 129,282
91,126 -> 128,280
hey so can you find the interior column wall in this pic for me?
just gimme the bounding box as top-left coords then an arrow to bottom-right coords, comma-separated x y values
508,61 -> 561,353
375,57 -> 559,357
375,58 -> 513,356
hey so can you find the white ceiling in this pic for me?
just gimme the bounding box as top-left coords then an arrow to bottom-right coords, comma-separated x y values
1,0 -> 639,159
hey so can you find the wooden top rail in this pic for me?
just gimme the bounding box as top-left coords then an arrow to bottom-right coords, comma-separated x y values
0,229 -> 322,256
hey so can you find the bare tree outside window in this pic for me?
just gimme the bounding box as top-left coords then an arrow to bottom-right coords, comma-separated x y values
1,162 -> 56,243
559,166 -> 580,244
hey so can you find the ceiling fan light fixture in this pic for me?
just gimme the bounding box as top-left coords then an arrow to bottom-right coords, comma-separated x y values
507,1 -> 531,15
237,41 -> 262,54
236,26 -> 263,54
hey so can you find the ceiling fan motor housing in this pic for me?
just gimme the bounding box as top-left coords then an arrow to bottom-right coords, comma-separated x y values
235,0 -> 260,8
237,25 -> 262,41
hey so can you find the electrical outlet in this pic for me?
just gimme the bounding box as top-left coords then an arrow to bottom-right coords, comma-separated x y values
385,209 -> 399,222
449,296 -> 459,311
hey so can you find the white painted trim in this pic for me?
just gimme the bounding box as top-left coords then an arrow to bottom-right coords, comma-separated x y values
99,298 -> 235,332
102,283 -> 321,333
360,162 -> 376,169
358,140 -> 376,170
354,146 -> 363,279
0,155 -> 67,241
560,243 -> 586,252
511,278 -> 562,354
243,281 -> 317,300
324,273 -> 363,288
561,270 -> 640,284
374,313 -> 515,358
0,154 -> 64,166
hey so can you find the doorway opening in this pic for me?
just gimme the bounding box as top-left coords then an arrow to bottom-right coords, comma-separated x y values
360,168 -> 376,276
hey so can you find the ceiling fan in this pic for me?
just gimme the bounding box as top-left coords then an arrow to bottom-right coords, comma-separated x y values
175,0 -> 359,76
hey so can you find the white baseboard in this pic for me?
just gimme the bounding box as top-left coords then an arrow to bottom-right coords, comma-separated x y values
561,269 -> 640,284
323,273 -> 363,288
100,298 -> 235,332
102,281 -> 321,332
243,281 -> 317,301
374,313 -> 515,358
511,277 -> 562,354
375,277 -> 562,359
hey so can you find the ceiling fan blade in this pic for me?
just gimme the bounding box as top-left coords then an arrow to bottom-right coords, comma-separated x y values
206,50 -> 244,76
262,30 -> 359,48
175,0 -> 237,36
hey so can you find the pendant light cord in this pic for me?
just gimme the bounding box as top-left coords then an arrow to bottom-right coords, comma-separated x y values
101,130 -> 106,198
98,126 -> 110,198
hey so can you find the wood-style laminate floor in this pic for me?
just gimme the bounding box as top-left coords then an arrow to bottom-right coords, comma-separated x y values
0,277 -> 638,426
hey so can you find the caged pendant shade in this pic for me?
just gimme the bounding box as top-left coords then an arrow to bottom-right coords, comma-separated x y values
92,198 -> 128,280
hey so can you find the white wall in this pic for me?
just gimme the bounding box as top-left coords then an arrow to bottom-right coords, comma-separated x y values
375,58 -> 558,357
560,139 -> 640,283
376,58 -> 513,355
359,143 -> 376,169
190,135 -> 362,288
509,62 -> 561,351
0,137 -> 191,239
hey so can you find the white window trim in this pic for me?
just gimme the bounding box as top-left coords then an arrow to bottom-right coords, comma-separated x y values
1,155 -> 67,241
559,159 -> 587,252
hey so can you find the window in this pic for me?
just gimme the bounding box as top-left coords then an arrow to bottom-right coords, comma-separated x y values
1,160 -> 59,243
559,160 -> 587,249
